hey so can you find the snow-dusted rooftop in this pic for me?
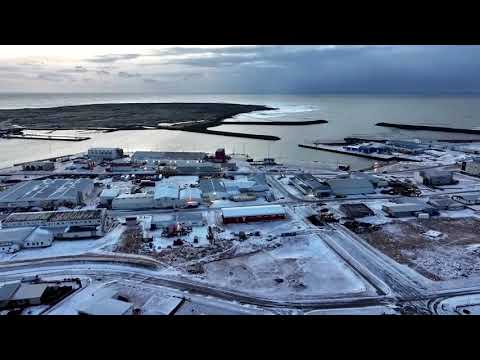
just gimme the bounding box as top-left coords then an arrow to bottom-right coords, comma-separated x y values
222,205 -> 286,218
154,183 -> 179,200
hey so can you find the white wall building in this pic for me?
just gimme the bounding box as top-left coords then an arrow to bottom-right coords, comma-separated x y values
154,183 -> 179,208
88,148 -> 124,161
0,227 -> 53,253
111,193 -> 155,210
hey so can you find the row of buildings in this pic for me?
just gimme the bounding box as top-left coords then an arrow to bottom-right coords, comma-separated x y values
108,175 -> 270,210
343,140 -> 430,156
0,209 -> 108,253
0,178 -> 94,209
290,173 -> 388,198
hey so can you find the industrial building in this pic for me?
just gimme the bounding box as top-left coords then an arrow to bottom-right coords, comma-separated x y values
452,194 -> 480,205
339,203 -> 375,218
385,139 -> 429,154
199,178 -> 228,200
0,227 -> 53,253
174,163 -> 222,176
111,193 -> 155,210
2,209 -> 106,229
6,283 -> 50,308
179,188 -> 203,204
427,197 -> 466,211
221,205 -> 287,224
78,297 -> 134,315
22,161 -> 55,171
99,188 -> 120,206
461,159 -> 480,176
358,143 -> 391,154
382,203 -> 439,218
214,148 -> 226,163
132,151 -> 206,163
0,283 -> 21,308
87,148 -> 124,161
76,288 -> 134,315
415,170 -> 456,186
291,174 -> 331,197
351,173 -> 389,188
326,178 -> 376,196
0,178 -> 94,209
154,183 -> 180,208
0,280 -> 80,310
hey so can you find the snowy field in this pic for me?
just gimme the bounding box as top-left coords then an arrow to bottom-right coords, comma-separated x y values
197,235 -> 374,299
361,218 -> 480,281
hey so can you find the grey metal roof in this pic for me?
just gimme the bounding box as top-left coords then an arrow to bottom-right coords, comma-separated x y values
3,209 -> 103,224
326,178 -> 375,196
0,282 -> 21,301
132,151 -> 206,161
11,283 -> 49,301
199,178 -> 226,194
77,298 -> 133,315
294,173 -> 325,190
0,227 -> 36,244
383,203 -> 431,212
0,179 -> 93,204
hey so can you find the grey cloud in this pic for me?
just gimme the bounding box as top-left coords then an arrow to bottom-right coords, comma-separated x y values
118,71 -> 141,78
87,53 -> 141,63
36,72 -> 73,82
96,70 -> 110,76
59,66 -> 88,73
143,78 -> 159,83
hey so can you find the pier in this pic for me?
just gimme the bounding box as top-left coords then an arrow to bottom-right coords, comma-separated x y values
2,134 -> 91,141
298,144 -> 421,162
221,119 -> 328,126
376,122 -> 480,136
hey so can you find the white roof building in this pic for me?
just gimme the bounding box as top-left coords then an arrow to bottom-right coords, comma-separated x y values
154,183 -> 179,200
179,188 -> 202,201
77,298 -> 134,315
222,205 -> 286,218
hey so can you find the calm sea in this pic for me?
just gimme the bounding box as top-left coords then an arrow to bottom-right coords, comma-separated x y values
1,93 -> 480,169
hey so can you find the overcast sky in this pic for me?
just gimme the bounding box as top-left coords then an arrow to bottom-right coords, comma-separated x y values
1,45 -> 479,94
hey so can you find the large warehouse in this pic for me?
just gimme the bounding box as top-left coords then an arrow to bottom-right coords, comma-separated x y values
0,227 -> 53,253
87,148 -> 124,161
221,205 -> 287,224
0,179 -> 94,209
199,178 -> 228,200
326,178 -> 375,196
154,183 -> 180,208
132,151 -> 207,163
111,193 -> 155,210
2,209 -> 106,229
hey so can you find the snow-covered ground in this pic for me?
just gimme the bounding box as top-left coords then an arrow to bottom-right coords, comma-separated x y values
436,294 -> 480,315
305,305 -> 398,315
195,234 -> 375,299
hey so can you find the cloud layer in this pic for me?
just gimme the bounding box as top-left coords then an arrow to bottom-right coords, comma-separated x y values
1,45 -> 479,93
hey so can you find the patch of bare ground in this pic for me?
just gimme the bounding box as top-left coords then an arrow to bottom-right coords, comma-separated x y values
115,226 -> 145,254
361,217 -> 480,281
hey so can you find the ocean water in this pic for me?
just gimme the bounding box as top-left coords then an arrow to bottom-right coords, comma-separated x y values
1,93 -> 480,169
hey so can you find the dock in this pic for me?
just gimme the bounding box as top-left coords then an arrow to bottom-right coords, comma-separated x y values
376,122 -> 480,136
221,119 -> 328,126
2,134 -> 91,141
298,144 -> 421,162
